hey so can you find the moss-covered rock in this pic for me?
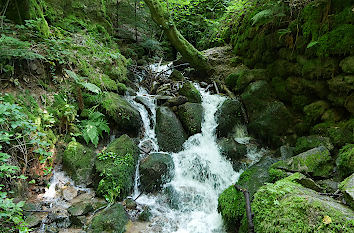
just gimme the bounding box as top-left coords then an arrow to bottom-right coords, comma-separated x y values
297,56 -> 338,80
328,75 -> 354,94
252,173 -> 354,233
216,98 -> 245,138
156,107 -> 187,152
248,101 -> 291,148
177,102 -> 203,136
62,141 -> 95,185
294,135 -> 333,154
94,135 -> 139,200
345,93 -> 354,115
232,69 -> 268,93
178,81 -> 201,103
339,173 -> 354,209
218,156 -> 278,231
267,59 -> 301,78
139,152 -> 174,192
87,203 -> 128,233
273,146 -> 333,178
336,144 -> 354,179
340,56 -> 354,74
101,92 -> 142,136
68,201 -> 94,216
303,100 -> 330,124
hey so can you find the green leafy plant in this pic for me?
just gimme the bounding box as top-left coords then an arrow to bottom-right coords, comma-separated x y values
65,69 -> 101,94
79,111 -> 109,147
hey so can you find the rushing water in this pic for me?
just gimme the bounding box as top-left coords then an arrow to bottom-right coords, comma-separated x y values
129,85 -> 240,233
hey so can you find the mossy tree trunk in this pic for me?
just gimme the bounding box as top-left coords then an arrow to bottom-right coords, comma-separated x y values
143,0 -> 211,75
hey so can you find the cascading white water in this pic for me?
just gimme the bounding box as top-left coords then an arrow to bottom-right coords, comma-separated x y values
130,85 -> 241,233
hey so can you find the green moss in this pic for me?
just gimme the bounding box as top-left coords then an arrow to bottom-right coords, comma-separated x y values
338,173 -> 354,209
268,168 -> 288,183
317,24 -> 354,56
217,185 -> 245,232
252,173 -> 354,233
91,74 -> 118,91
302,1 -> 328,42
62,141 -> 95,185
295,135 -> 333,154
303,100 -> 329,124
178,81 -> 201,103
336,144 -> 354,179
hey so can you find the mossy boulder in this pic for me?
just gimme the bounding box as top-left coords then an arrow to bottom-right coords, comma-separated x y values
252,173 -> 354,233
68,201 -> 94,216
340,56 -> 354,74
156,107 -> 187,152
336,144 -> 354,179
339,173 -> 354,209
177,102 -> 203,136
94,135 -> 139,200
218,156 -> 278,231
273,146 -> 333,178
297,56 -> 338,80
139,152 -> 174,192
178,81 -> 201,103
248,101 -> 291,148
62,141 -> 95,185
216,98 -> 245,138
345,93 -> 354,115
267,59 -> 301,78
226,68 -> 268,93
87,203 -> 128,233
294,135 -> 333,154
328,75 -> 354,94
303,100 -> 330,124
101,92 -> 142,136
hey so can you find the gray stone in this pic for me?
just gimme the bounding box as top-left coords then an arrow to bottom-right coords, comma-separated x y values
177,102 -> 203,136
339,173 -> 354,209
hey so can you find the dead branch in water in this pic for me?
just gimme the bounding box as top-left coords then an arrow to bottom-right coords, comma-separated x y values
235,184 -> 254,233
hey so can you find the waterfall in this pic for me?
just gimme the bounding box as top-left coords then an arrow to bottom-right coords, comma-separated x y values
129,85 -> 240,233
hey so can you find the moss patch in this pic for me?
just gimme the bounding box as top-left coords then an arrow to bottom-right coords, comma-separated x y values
336,144 -> 354,179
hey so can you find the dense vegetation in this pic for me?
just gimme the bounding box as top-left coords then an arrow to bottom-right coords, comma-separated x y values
0,0 -> 353,232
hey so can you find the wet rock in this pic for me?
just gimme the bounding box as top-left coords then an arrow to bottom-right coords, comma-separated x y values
317,179 -> 339,193
177,102 -> 203,136
101,92 -> 142,136
25,213 -> 46,228
62,141 -> 95,185
139,152 -> 174,192
156,95 -> 172,106
166,96 -> 188,107
68,201 -> 93,216
47,210 -> 71,229
217,137 -> 247,164
95,135 -> 139,200
138,206 -> 152,221
216,98 -> 246,138
87,203 -> 128,233
156,107 -> 187,152
336,144 -> 354,178
252,173 -> 354,232
278,145 -> 295,159
340,56 -> 354,74
339,173 -> 354,209
273,146 -> 333,178
294,135 -> 333,154
62,186 -> 78,201
178,81 -> 201,103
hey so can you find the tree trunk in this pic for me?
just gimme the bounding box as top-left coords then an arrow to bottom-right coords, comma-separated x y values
143,0 -> 211,75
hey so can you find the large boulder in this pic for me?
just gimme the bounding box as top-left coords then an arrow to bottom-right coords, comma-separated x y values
339,173 -> 354,209
252,173 -> 354,233
273,146 -> 334,178
178,81 -> 202,103
87,203 -> 128,233
139,152 -> 174,192
177,102 -> 203,136
94,135 -> 139,200
62,141 -> 95,185
336,144 -> 354,178
101,92 -> 142,136
156,107 -> 187,152
216,98 -> 246,138
294,135 -> 333,154
218,156 -> 278,231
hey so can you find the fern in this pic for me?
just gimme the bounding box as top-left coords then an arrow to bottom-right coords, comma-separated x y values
80,111 -> 109,147
0,35 -> 44,60
251,1 -> 287,26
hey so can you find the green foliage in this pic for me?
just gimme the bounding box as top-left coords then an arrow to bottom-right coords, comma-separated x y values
336,144 -> 354,179
65,69 -> 101,94
79,111 -> 109,147
96,151 -> 134,203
